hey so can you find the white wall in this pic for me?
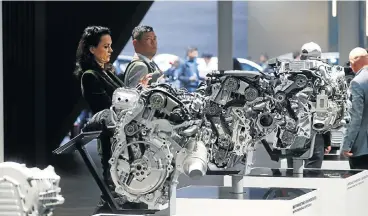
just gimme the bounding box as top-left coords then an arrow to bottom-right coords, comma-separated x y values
247,1 -> 329,60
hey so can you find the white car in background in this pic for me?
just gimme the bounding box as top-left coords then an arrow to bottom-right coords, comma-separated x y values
153,53 -> 180,72
196,57 -> 263,72
114,53 -> 263,76
113,55 -> 133,75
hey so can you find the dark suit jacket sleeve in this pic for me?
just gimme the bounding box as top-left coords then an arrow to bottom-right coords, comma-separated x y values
322,131 -> 331,148
124,61 -> 149,88
81,72 -> 112,113
342,80 -> 365,151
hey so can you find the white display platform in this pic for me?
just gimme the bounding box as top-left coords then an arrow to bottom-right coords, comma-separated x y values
224,169 -> 368,216
175,186 -> 320,216
321,160 -> 350,170
279,158 -> 350,170
94,186 -> 320,216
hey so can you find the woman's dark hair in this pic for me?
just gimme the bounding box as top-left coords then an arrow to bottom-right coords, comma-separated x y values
74,26 -> 114,80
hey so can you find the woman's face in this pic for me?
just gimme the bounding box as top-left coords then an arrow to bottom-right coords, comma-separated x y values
90,34 -> 113,64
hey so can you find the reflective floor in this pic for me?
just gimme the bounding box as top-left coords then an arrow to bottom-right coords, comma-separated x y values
248,167 -> 361,178
177,186 -> 314,200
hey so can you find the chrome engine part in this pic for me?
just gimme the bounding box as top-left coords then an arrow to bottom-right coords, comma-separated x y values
204,59 -> 349,166
84,60 -> 349,208
275,59 -> 349,132
108,84 -> 210,209
0,162 -> 64,216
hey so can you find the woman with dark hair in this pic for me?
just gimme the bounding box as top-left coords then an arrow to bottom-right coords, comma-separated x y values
75,26 -> 123,213
75,26 -> 123,114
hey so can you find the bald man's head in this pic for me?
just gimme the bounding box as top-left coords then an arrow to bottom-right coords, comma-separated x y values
349,47 -> 368,73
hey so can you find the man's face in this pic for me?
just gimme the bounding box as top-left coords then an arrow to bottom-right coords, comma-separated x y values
134,31 -> 157,58
350,59 -> 360,73
188,50 -> 198,59
260,55 -> 267,63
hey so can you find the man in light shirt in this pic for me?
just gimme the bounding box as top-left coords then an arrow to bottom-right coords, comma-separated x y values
120,25 -> 163,88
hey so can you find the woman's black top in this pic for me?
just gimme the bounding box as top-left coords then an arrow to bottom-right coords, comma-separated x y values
81,68 -> 123,114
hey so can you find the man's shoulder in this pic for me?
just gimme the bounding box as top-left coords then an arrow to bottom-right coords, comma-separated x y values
130,60 -> 148,67
126,60 -> 149,73
353,68 -> 368,84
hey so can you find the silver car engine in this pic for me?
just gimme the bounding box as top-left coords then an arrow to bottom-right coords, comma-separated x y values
108,84 -> 210,209
85,58 -> 349,208
203,58 -> 349,167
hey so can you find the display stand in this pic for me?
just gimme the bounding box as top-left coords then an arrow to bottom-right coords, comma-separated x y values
279,156 -> 350,170
52,132 -> 158,215
224,168 -> 368,216
321,155 -> 350,170
173,185 -> 320,216
93,185 -> 320,216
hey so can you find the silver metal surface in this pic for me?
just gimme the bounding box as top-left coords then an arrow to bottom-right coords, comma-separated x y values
86,56 -> 349,212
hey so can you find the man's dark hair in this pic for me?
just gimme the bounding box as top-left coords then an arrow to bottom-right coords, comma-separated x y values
202,53 -> 213,58
132,25 -> 154,40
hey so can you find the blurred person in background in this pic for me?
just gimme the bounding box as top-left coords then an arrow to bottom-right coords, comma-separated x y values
163,56 -> 182,89
198,53 -> 216,80
178,47 -> 200,92
293,50 -> 301,60
258,53 -> 269,71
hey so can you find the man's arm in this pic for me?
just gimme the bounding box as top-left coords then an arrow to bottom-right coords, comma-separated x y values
342,80 -> 365,151
322,132 -> 331,148
124,62 -> 149,88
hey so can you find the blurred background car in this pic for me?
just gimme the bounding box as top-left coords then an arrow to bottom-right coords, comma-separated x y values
113,55 -> 133,75
153,53 -> 180,72
113,54 -> 263,77
196,57 -> 263,72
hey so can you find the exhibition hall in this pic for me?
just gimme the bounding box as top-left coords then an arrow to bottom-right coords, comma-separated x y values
1,1 -> 368,216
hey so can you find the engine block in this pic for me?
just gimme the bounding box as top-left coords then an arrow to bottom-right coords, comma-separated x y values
107,84 -> 211,209
203,58 -> 349,167
83,59 -> 350,209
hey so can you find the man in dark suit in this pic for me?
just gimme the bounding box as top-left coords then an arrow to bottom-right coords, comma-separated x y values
342,47 -> 368,169
121,25 -> 163,88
